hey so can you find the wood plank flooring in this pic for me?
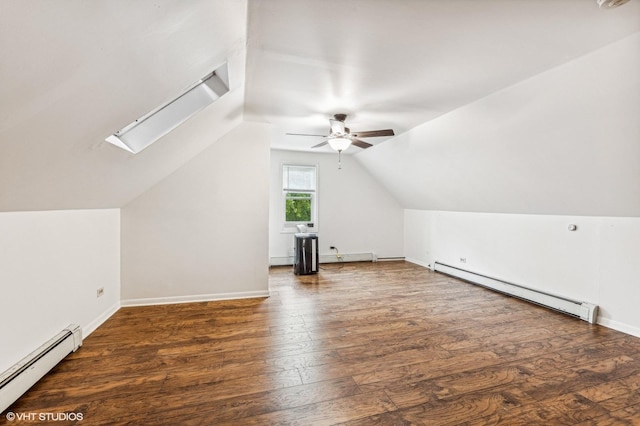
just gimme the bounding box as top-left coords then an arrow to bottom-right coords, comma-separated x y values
4,261 -> 640,425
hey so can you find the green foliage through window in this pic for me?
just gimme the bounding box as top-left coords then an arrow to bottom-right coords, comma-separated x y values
285,193 -> 312,222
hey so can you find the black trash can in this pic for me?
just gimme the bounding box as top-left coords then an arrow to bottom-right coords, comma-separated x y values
294,233 -> 318,275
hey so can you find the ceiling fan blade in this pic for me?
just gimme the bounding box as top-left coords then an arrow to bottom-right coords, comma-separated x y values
351,129 -> 395,138
350,138 -> 373,149
311,140 -> 329,148
286,133 -> 328,137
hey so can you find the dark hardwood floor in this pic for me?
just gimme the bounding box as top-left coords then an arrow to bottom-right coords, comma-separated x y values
4,261 -> 640,425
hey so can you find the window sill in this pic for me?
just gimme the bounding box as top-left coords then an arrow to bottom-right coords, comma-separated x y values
281,227 -> 318,234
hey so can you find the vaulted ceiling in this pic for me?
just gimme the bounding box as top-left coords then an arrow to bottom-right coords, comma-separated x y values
245,0 -> 640,153
1,0 -> 639,213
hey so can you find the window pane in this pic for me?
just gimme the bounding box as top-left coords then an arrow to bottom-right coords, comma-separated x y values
287,192 -> 312,199
285,198 -> 312,222
283,165 -> 316,190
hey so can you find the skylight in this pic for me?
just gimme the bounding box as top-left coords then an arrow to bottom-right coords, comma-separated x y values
106,62 -> 229,154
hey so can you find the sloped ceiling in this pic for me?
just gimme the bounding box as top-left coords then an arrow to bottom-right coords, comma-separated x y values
356,32 -> 640,216
245,0 -> 640,153
1,0 -> 639,215
0,0 -> 247,212
245,0 -> 640,216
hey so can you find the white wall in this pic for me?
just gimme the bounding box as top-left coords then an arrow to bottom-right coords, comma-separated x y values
358,33 -> 640,217
404,209 -> 434,269
405,210 -> 640,337
0,209 -> 120,373
121,122 -> 271,304
269,149 -> 404,262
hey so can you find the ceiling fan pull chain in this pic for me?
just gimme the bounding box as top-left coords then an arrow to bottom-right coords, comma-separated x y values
338,150 -> 342,170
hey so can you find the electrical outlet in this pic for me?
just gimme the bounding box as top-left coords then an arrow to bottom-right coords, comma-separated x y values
97,287 -> 104,298
459,258 -> 467,263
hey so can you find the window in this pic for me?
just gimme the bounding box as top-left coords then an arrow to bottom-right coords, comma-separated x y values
282,164 -> 317,231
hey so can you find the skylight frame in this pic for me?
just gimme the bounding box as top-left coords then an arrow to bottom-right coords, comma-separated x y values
106,62 -> 229,154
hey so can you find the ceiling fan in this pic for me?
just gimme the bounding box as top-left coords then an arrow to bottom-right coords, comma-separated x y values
286,114 -> 395,169
287,113 -> 394,151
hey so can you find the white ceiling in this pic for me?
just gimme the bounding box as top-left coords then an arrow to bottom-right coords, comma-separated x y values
244,0 -> 640,153
1,0 -> 639,212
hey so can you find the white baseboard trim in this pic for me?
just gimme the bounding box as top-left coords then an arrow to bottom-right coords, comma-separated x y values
270,252 -> 375,266
405,257 -> 432,269
322,252 -> 374,263
270,256 -> 294,266
83,301 -> 120,338
120,290 -> 270,307
597,317 -> 640,338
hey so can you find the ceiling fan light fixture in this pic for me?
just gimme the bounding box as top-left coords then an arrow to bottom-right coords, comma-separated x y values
328,137 -> 351,152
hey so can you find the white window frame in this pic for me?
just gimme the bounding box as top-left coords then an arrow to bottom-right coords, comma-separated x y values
282,164 -> 318,233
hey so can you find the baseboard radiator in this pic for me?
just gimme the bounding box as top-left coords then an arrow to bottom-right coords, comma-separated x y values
433,262 -> 598,324
0,325 -> 82,413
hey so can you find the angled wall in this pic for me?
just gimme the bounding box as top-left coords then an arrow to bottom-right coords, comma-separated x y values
357,33 -> 640,217
121,122 -> 271,304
